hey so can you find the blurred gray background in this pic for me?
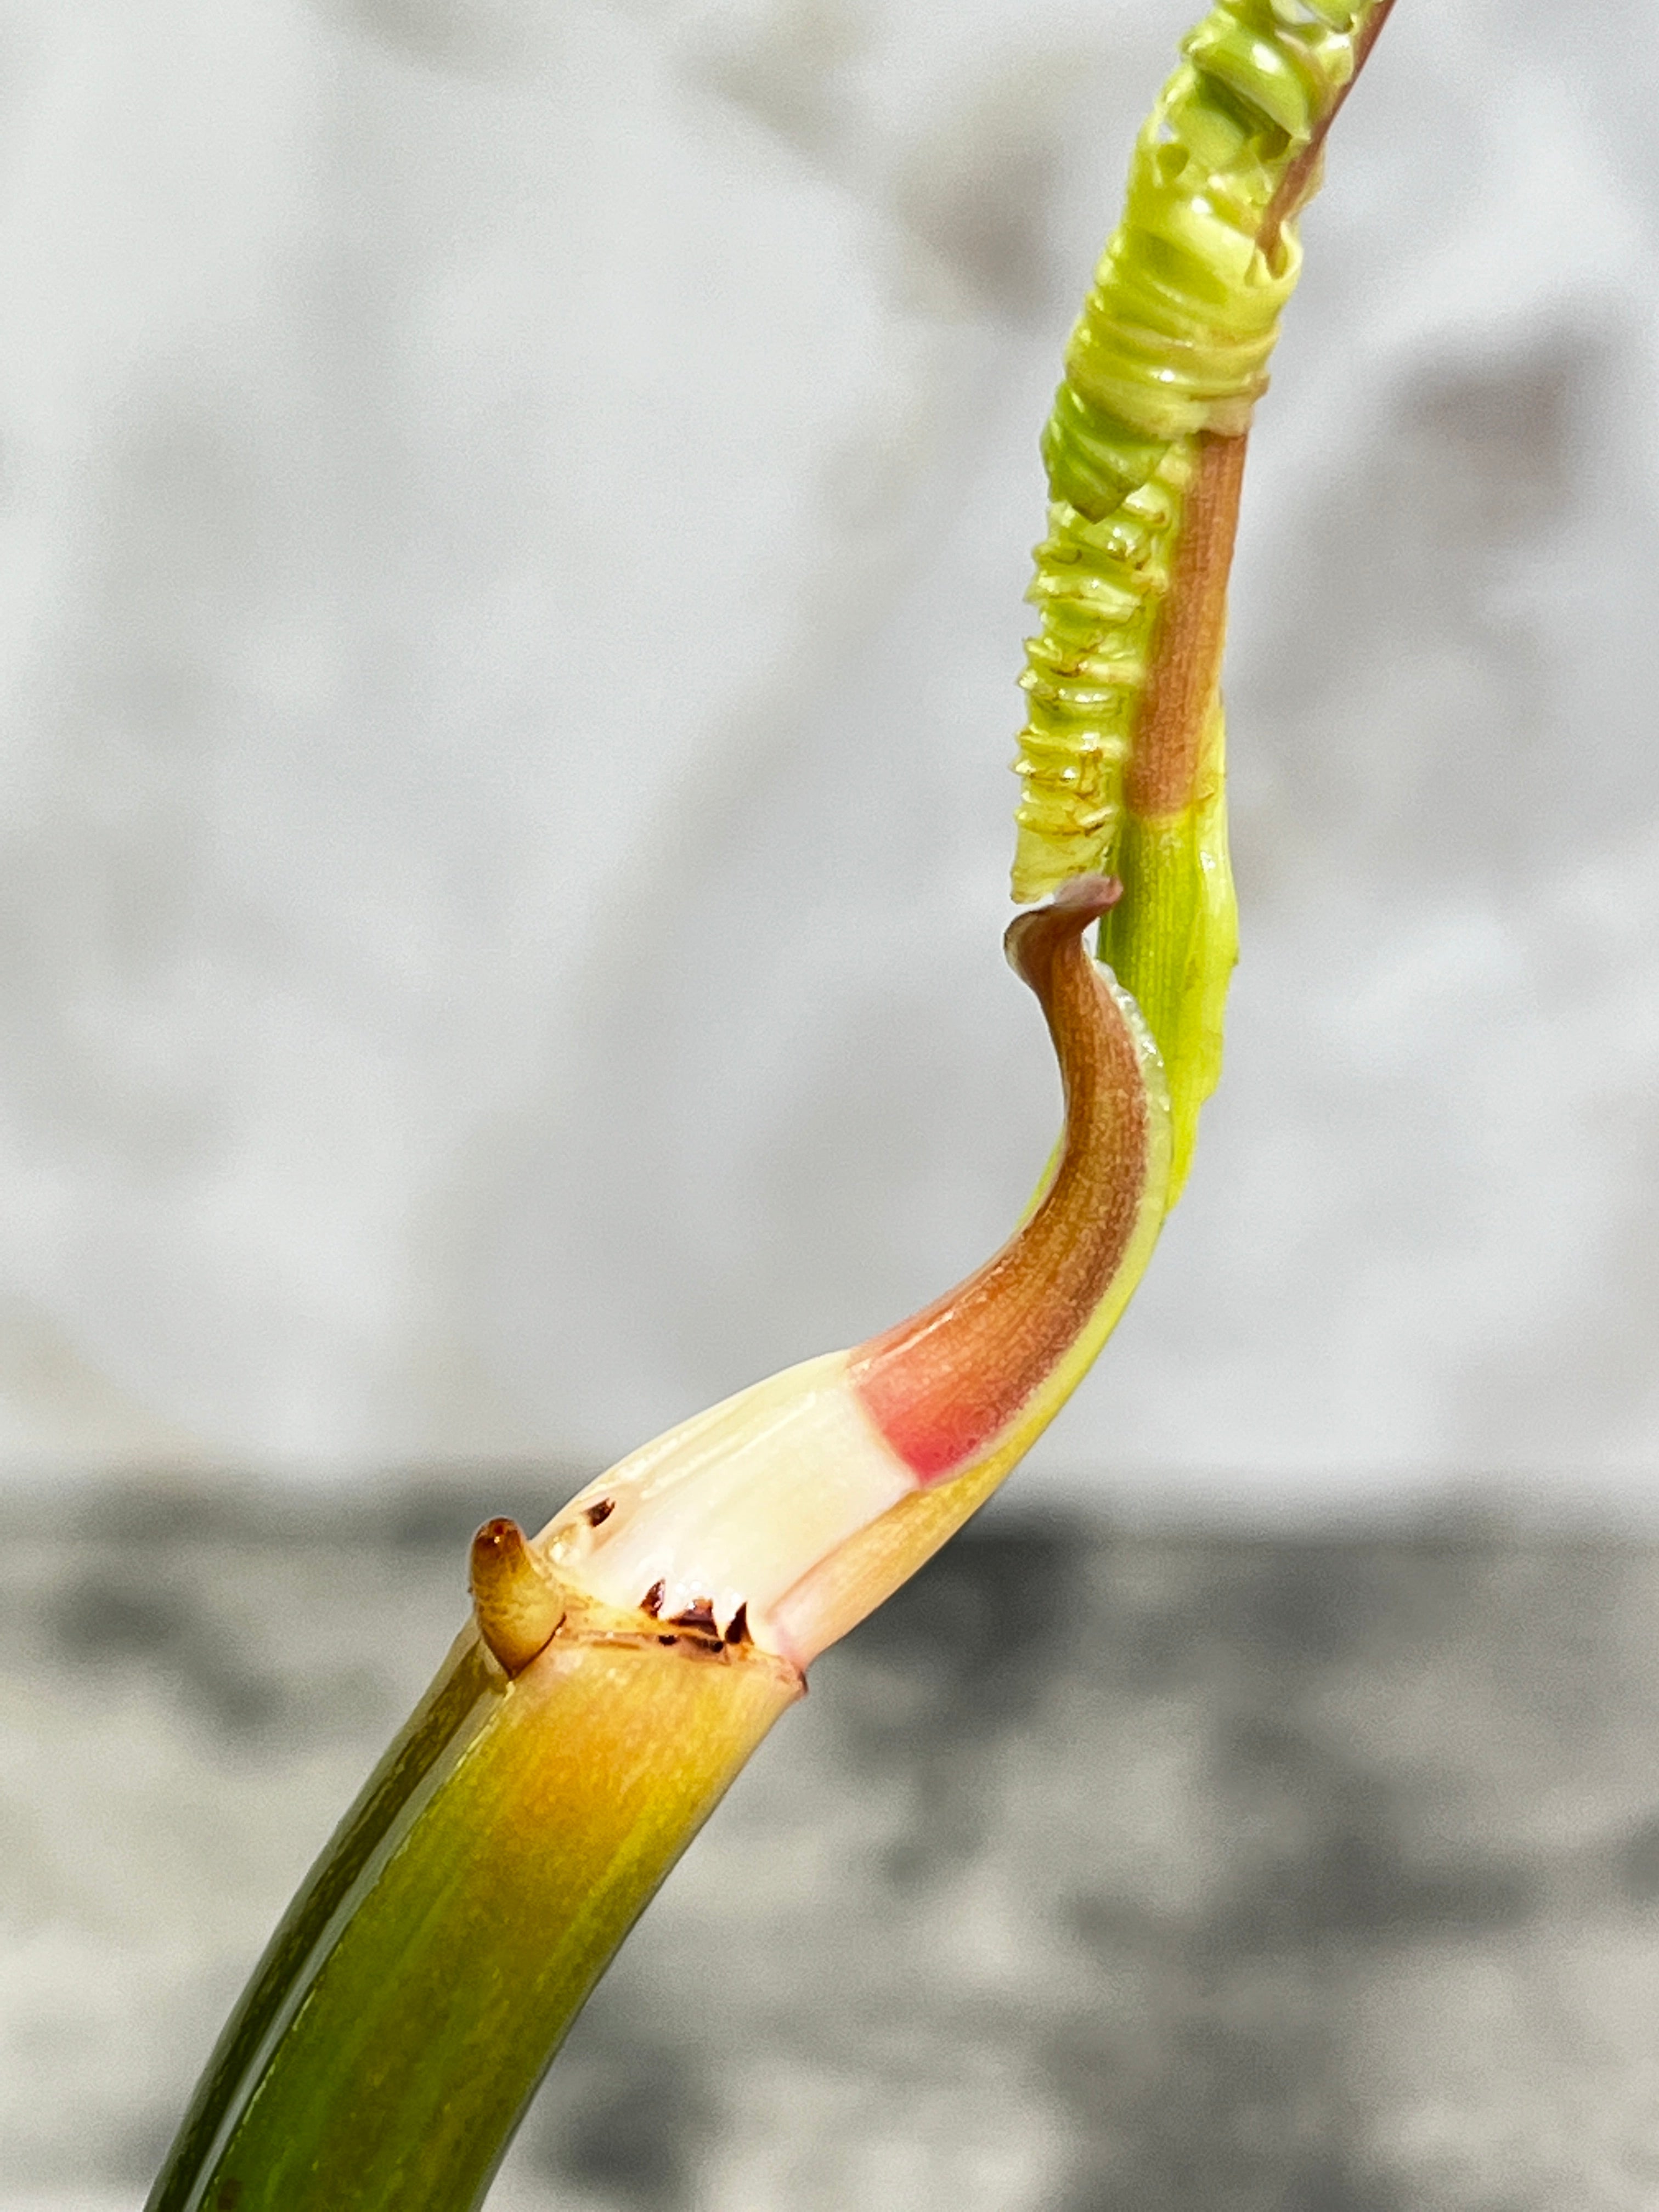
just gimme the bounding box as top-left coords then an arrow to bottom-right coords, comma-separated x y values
0,0 -> 1655,1511
4,1 -> 1659,2207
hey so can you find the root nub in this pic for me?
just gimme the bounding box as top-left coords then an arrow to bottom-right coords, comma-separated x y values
470,1517 -> 566,1675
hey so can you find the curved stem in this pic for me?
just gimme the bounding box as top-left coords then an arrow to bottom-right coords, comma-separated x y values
848,877 -> 1155,1480
145,879 -> 1167,2212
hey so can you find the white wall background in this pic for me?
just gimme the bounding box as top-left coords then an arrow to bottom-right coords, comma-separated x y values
0,0 -> 1655,1518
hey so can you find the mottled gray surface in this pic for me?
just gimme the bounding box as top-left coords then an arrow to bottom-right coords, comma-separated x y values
7,1490 -> 1659,2211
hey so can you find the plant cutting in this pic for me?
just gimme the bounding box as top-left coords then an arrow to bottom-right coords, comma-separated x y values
146,4 -> 1395,2207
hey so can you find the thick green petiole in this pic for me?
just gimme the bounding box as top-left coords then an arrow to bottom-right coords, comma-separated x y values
151,1615 -> 795,2212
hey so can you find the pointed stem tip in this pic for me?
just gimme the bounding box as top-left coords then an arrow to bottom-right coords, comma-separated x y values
471,1517 -> 566,1674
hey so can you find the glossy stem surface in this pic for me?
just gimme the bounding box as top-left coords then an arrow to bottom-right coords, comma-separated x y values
147,1618 -> 798,2212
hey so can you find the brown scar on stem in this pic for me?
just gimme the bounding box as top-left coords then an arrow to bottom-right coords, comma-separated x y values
849,875 -> 1149,1480
655,1630 -> 727,1657
583,1497 -> 615,1527
469,1516 -> 566,1675
724,1602 -> 751,1647
640,1579 -> 665,1618
668,1597 -> 719,1634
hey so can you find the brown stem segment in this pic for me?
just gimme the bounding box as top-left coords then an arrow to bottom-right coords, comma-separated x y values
1126,429 -> 1247,818
1126,1 -> 1393,827
849,876 -> 1151,1481
471,1516 -> 566,1674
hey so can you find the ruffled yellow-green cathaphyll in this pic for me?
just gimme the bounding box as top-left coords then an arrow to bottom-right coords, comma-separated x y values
146,7 -> 1393,2208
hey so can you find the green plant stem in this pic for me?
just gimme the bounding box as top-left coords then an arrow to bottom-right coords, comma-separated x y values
150,1620 -> 797,2212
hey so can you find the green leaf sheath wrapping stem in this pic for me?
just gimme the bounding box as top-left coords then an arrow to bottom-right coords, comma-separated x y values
1014,0 -> 1395,1194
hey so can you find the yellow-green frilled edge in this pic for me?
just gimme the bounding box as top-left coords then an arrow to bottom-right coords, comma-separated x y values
1017,0 -> 1381,1197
